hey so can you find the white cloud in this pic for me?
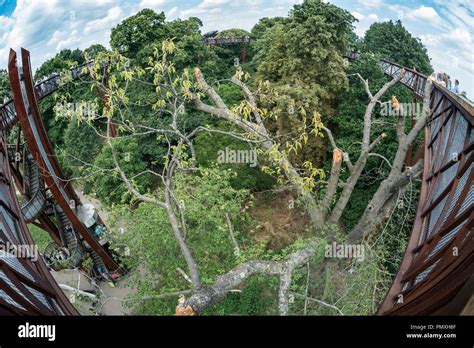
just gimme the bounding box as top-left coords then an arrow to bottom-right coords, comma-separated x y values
0,16 -> 14,42
351,10 -> 379,38
180,0 -> 231,17
0,0 -> 129,72
351,11 -> 378,21
351,11 -> 364,21
357,0 -> 383,9
195,0 -> 233,9
84,6 -> 124,34
0,15 -> 14,30
419,25 -> 473,97
166,6 -> 179,19
367,13 -> 379,21
435,0 -> 472,28
138,0 -> 169,11
409,6 -> 439,21
446,27 -> 472,44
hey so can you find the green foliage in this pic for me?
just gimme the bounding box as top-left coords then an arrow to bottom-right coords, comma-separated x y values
19,2 -> 435,317
110,9 -> 168,57
375,179 -> 420,275
251,0 -> 356,165
110,168 -> 251,314
205,276 -> 278,315
0,69 -> 10,100
88,137 -> 152,206
211,28 -> 252,74
286,222 -> 411,316
111,10 -> 224,76
319,248 -> 387,315
313,190 -> 416,315
34,48 -> 85,80
250,17 -> 286,41
60,120 -> 103,178
84,44 -> 107,59
254,0 -> 355,90
194,122 -> 275,191
248,17 -> 285,73
216,28 -> 250,38
28,224 -> 53,252
35,46 -> 103,147
38,96 -> 69,147
363,20 -> 433,75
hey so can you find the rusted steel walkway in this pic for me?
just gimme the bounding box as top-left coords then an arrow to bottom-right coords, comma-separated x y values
0,49 -> 121,315
8,49 -> 120,272
0,129 -> 78,315
376,60 -> 473,315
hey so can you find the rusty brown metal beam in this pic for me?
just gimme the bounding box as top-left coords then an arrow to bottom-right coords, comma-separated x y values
8,48 -> 120,273
0,128 -> 78,315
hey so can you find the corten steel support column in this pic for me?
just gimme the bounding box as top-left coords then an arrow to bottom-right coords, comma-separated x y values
0,130 -> 78,315
8,48 -> 121,273
0,52 -> 114,240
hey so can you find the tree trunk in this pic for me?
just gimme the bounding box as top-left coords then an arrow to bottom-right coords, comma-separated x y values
348,159 -> 423,243
327,155 -> 367,224
321,149 -> 342,217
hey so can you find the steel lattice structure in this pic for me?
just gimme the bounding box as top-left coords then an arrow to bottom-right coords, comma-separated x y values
343,51 -> 361,61
9,49 -> 120,272
380,59 -> 428,99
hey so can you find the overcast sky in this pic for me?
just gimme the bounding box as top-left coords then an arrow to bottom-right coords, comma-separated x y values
1,0 -> 472,96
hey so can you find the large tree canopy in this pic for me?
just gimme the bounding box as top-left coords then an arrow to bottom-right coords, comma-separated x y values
110,10 -> 222,75
363,20 -> 433,74
110,9 -> 168,57
250,0 -> 357,165
19,0 -> 439,317
34,48 -> 85,80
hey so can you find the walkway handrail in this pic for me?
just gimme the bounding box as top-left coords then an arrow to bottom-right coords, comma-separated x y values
0,59 -> 99,131
203,36 -> 251,45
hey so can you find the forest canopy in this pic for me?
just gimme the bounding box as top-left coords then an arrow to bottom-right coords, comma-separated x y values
17,0 -> 435,315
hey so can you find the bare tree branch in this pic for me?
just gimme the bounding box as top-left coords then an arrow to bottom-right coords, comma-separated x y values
328,72 -> 405,224
178,241 -> 321,315
225,213 -> 241,258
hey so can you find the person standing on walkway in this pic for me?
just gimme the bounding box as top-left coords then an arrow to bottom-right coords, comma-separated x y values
451,79 -> 460,93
